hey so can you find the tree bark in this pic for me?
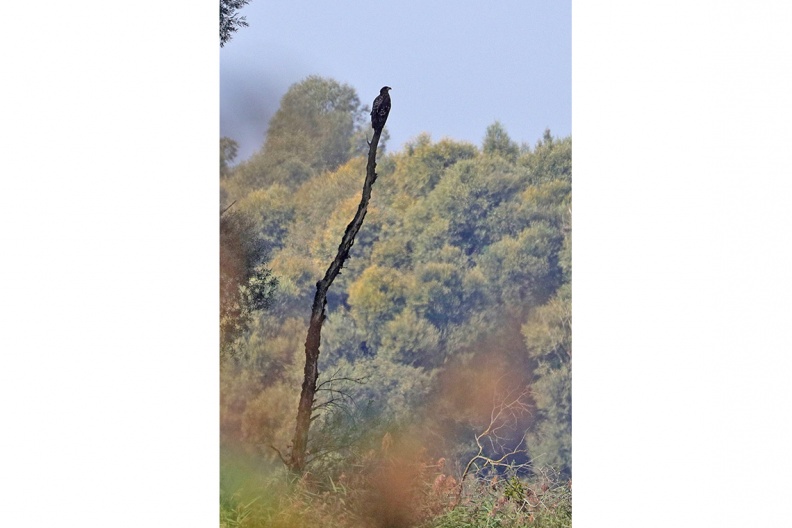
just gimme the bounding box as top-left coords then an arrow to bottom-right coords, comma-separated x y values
288,128 -> 383,473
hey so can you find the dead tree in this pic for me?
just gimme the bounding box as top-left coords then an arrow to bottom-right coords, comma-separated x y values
287,126 -> 385,473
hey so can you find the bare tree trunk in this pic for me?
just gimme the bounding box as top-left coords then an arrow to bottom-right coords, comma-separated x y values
288,128 -> 383,473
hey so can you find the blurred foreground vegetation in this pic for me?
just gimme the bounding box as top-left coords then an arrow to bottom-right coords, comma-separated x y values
220,76 -> 571,527
221,450 -> 570,527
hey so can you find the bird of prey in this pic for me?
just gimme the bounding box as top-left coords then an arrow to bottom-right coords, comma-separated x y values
370,86 -> 392,131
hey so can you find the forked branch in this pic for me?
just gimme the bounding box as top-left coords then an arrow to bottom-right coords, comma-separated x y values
460,385 -> 532,485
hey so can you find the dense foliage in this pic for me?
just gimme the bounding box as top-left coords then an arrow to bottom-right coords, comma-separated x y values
220,76 -> 571,527
220,0 -> 251,47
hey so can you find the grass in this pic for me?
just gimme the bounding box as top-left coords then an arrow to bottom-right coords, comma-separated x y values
220,447 -> 571,527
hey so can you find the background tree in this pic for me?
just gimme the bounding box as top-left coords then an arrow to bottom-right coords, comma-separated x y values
220,0 -> 252,47
522,284 -> 571,477
229,76 -> 373,194
219,110 -> 573,523
483,121 -> 519,162
389,134 -> 478,200
219,208 -> 278,356
220,137 -> 240,179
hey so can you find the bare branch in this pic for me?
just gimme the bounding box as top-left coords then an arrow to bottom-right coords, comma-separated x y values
315,374 -> 367,391
458,385 -> 533,493
220,200 -> 237,216
270,444 -> 290,467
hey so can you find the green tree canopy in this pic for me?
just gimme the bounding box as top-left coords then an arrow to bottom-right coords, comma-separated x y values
219,117 -> 573,486
522,284 -> 571,476
483,121 -> 519,162
220,209 -> 278,355
220,137 -> 240,179
390,134 -> 478,201
232,76 -> 371,191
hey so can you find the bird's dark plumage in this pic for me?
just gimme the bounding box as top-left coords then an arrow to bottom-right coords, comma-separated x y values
370,86 -> 391,131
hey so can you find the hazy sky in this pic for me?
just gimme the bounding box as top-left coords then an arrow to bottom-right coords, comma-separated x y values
220,0 -> 570,162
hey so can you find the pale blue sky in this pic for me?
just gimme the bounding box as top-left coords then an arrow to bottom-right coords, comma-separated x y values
220,0 -> 571,161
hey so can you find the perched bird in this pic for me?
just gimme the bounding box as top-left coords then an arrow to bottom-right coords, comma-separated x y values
370,86 -> 392,131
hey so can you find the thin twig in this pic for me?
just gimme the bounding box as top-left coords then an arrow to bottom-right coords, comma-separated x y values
270,444 -> 289,466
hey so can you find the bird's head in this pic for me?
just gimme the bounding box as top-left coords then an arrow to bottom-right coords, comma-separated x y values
381,86 -> 392,94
